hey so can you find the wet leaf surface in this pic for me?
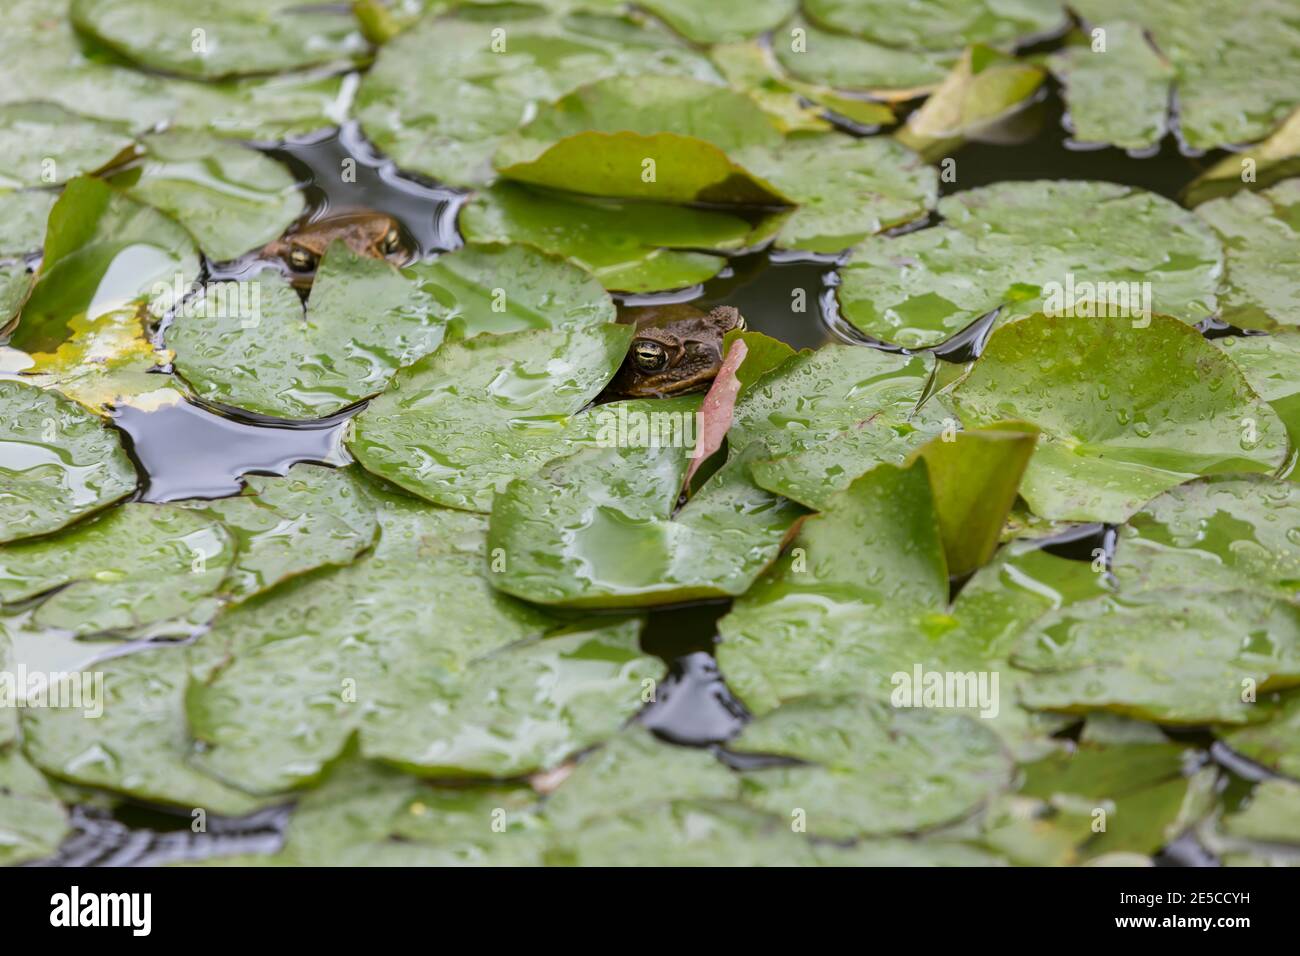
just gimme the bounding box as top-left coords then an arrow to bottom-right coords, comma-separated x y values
349,323 -> 632,510
839,181 -> 1223,347
0,380 -> 137,543
952,313 -> 1287,522
0,102 -> 134,189
488,443 -> 803,607
0,745 -> 70,865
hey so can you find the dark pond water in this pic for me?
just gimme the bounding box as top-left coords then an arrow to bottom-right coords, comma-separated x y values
31,76 -> 1259,866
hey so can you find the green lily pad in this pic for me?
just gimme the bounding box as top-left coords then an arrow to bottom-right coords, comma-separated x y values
0,101 -> 134,188
732,694 -> 1013,838
70,0 -> 367,80
545,799 -> 819,866
1048,22 -> 1174,151
638,0 -> 796,44
910,423 -> 1039,577
0,1 -> 349,140
355,5 -> 718,187
1071,0 -> 1300,149
110,131 -> 305,263
10,177 -> 200,355
952,313 -> 1287,523
0,502 -> 235,638
495,75 -> 787,205
1220,690 -> 1300,779
804,0 -> 1065,52
173,242 -> 609,421
0,188 -> 55,258
187,495 -> 659,789
1222,778 -> 1300,844
773,16 -> 954,95
1184,110 -> 1300,207
0,379 -> 136,543
1196,178 -> 1300,331
180,465 -> 379,603
1216,331 -> 1300,458
487,445 -> 803,608
727,344 -> 944,510
896,45 -> 1047,161
460,182 -> 756,293
272,755 -> 545,867
0,745 -> 70,865
541,727 -> 739,829
839,181 -> 1223,348
716,460 -> 1107,729
20,643 -> 270,816
734,132 -> 937,253
1013,588 -> 1300,724
348,323 -> 632,511
814,837 -> 1009,866
1111,476 -> 1300,599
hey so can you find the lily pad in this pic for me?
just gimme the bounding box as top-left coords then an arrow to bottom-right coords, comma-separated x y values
70,0 -> 367,80
910,423 -> 1039,577
272,755 -> 545,866
10,177 -> 200,355
0,101 -> 134,188
1013,588 -> 1300,724
1071,0 -> 1300,149
773,16 -> 954,95
545,799 -> 819,866
1216,331 -> 1300,456
0,379 -> 136,543
731,694 -> 1013,838
495,75 -> 787,205
20,643 -> 270,816
180,465 -> 379,603
896,45 -> 1047,161
0,745 -> 70,865
355,5 -> 719,187
727,343 -> 944,510
348,323 -> 632,510
541,727 -> 739,829
734,132 -> 937,253
1184,110 -> 1300,207
186,495 -> 660,790
1111,476 -> 1300,599
1221,691 -> 1300,780
803,0 -> 1065,52
0,502 -> 235,637
1222,778 -> 1300,844
173,242 -> 609,420
0,188 -> 55,258
638,0 -> 796,44
6,306 -> 182,415
487,445 -> 803,608
838,180 -> 1223,348
951,313 -> 1287,523
1048,22 -> 1174,151
110,131 -> 305,262
460,182 -> 756,293
1195,178 -> 1300,331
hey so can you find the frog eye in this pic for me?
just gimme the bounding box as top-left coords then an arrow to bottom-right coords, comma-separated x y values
734,314 -> 747,331
287,247 -> 317,272
382,226 -> 402,254
632,341 -> 668,372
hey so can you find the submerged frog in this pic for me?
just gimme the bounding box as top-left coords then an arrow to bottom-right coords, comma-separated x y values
605,304 -> 746,398
261,211 -> 408,279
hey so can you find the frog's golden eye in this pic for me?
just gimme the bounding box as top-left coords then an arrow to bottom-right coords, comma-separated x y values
632,341 -> 668,372
382,226 -> 402,254
287,247 -> 317,272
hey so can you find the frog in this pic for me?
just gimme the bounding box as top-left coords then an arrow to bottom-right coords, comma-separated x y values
604,303 -> 746,398
261,210 -> 408,280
